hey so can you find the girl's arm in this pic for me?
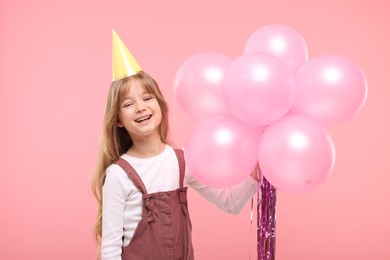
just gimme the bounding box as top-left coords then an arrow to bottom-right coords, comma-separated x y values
101,166 -> 127,260
185,167 -> 259,214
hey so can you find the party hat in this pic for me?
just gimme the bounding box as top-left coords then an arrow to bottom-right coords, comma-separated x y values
112,30 -> 142,81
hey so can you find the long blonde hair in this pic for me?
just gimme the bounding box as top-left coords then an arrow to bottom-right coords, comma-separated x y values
92,71 -> 169,242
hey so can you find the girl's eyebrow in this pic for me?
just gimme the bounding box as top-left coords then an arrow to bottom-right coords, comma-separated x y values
122,90 -> 151,102
122,96 -> 133,102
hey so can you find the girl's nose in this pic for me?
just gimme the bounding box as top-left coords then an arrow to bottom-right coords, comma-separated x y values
135,102 -> 146,113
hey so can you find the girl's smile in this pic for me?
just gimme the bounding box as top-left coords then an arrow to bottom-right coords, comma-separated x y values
134,115 -> 152,123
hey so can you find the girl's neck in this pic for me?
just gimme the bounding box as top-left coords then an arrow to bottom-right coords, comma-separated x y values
126,137 -> 166,158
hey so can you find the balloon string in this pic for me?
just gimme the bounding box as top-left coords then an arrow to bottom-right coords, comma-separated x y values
249,196 -> 254,260
258,174 -> 277,260
257,175 -> 263,260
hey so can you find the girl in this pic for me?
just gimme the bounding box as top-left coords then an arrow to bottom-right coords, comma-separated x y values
92,31 -> 259,260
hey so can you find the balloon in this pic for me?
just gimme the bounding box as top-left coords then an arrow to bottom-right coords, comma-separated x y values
174,52 -> 232,119
258,115 -> 335,193
290,55 -> 368,126
223,52 -> 295,126
244,24 -> 309,72
185,115 -> 261,188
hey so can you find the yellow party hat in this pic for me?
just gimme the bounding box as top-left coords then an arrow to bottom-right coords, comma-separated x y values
112,30 -> 142,81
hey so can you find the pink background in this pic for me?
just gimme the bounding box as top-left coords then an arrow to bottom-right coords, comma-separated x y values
1,0 -> 389,259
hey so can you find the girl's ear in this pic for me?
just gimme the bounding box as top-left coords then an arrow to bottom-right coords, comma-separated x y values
117,121 -> 124,127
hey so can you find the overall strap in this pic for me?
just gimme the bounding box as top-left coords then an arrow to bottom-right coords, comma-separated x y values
173,149 -> 186,188
115,158 -> 148,194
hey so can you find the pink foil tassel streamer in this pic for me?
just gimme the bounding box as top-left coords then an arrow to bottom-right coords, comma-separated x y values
258,175 -> 277,260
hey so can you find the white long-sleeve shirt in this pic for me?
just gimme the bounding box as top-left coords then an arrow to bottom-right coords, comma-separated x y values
101,145 -> 258,260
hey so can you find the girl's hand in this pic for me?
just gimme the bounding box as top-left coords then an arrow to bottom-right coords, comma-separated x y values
251,164 -> 261,182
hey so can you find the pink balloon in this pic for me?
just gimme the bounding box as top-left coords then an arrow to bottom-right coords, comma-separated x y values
244,24 -> 309,72
258,115 -> 335,193
290,55 -> 368,126
174,52 -> 232,119
185,115 -> 261,188
223,52 -> 295,126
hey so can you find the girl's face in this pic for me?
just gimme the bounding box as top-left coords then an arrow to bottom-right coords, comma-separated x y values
117,80 -> 162,141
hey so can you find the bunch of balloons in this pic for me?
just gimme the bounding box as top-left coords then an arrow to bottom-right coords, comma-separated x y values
174,24 -> 367,193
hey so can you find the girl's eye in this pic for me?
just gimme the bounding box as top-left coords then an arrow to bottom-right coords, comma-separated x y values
123,102 -> 133,108
144,96 -> 153,101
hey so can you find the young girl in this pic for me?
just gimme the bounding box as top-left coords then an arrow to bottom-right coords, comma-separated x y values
92,31 -> 259,260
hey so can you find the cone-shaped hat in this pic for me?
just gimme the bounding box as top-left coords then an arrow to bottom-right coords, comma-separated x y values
112,30 -> 142,81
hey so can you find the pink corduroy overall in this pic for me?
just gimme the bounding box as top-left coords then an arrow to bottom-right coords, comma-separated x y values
115,149 -> 195,260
